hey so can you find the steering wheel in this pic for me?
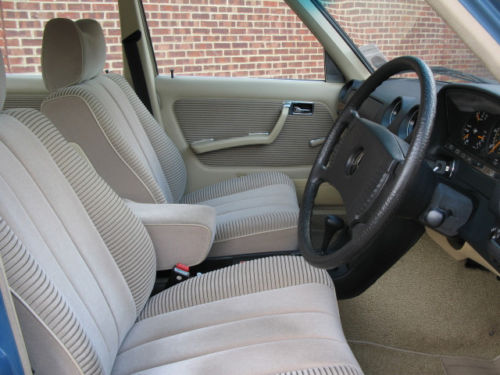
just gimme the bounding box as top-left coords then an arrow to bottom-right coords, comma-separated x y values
299,56 -> 437,269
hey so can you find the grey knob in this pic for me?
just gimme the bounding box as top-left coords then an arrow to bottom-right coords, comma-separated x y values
425,209 -> 447,228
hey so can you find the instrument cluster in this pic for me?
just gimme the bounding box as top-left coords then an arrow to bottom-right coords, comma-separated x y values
447,110 -> 500,175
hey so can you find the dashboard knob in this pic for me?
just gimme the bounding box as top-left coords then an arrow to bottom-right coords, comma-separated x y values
424,208 -> 448,228
431,159 -> 456,178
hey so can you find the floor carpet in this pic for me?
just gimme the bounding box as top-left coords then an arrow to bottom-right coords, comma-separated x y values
338,233 -> 500,374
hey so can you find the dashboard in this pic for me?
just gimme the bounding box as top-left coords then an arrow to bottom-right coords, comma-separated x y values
338,78 -> 500,274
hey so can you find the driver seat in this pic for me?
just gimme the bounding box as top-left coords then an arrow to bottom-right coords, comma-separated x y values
40,18 -> 299,258
0,55 -> 362,373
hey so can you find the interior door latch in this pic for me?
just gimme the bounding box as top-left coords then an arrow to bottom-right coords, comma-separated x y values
289,101 -> 314,115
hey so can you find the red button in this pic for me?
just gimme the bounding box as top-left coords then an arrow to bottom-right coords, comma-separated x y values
176,263 -> 190,272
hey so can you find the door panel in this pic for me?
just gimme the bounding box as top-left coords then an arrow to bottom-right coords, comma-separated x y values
155,75 -> 343,206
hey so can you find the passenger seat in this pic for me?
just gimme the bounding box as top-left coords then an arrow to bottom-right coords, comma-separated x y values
40,18 -> 299,257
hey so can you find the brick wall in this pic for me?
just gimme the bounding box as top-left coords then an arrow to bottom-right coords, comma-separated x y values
143,0 -> 325,79
0,0 -> 493,82
0,0 -> 123,74
324,0 -> 493,80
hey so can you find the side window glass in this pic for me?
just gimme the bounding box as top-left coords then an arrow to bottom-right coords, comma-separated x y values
143,0 -> 326,80
320,0 -> 494,82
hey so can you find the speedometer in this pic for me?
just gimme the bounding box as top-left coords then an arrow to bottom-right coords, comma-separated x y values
462,123 -> 487,150
462,111 -> 489,151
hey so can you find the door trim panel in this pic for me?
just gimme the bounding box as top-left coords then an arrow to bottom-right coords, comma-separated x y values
155,75 -> 342,204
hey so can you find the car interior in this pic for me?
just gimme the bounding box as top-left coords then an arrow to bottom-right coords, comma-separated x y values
0,0 -> 499,375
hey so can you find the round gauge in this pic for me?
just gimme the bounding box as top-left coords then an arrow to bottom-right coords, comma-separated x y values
383,97 -> 402,126
487,125 -> 500,166
389,99 -> 402,124
404,108 -> 418,139
462,112 -> 489,150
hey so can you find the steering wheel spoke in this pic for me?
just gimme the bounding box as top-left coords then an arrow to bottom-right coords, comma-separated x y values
299,56 -> 437,269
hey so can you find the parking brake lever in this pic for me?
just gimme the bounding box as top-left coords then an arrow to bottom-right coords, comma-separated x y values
321,214 -> 345,252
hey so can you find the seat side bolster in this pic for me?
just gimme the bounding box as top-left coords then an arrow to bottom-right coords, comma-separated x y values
13,295 -> 87,375
105,73 -> 187,203
41,93 -> 165,204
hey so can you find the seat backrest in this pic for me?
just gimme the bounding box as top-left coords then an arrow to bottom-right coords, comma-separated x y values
0,51 -> 156,374
41,18 -> 187,204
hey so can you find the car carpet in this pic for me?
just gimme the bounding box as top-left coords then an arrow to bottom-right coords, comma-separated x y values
338,233 -> 500,374
349,341 -> 500,375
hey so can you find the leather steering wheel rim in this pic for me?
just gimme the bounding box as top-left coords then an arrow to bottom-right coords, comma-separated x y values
298,56 -> 437,269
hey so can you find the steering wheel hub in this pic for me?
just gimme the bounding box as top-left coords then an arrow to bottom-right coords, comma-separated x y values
345,148 -> 365,176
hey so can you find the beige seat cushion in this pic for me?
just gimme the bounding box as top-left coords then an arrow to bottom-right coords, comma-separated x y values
182,172 -> 299,256
114,256 -> 362,375
114,284 -> 361,375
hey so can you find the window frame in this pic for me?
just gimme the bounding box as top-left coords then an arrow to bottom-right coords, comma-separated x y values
311,0 -> 374,74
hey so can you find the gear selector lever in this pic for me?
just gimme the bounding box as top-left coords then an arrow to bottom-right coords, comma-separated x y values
322,214 -> 345,252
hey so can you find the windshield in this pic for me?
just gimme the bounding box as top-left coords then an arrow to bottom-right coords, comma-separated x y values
318,0 -> 497,83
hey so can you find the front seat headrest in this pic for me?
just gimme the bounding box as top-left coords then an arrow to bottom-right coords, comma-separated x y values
42,18 -> 106,92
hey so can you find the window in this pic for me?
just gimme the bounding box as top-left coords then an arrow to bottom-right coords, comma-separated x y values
0,0 -> 122,74
319,0 -> 495,83
142,0 -> 326,80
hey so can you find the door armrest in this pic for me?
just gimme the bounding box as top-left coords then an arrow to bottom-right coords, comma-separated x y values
190,101 -> 291,154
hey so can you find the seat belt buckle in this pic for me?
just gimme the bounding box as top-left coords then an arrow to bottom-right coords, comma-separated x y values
168,263 -> 190,286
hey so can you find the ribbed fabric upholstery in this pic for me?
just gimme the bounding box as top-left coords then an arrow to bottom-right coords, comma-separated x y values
105,73 -> 187,203
182,171 -> 295,204
5,108 -> 156,314
215,210 -> 298,242
44,85 -> 168,204
3,93 -> 46,110
275,366 -> 363,375
182,171 -> 299,246
175,98 -> 334,167
0,217 -> 104,375
139,255 -> 333,320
